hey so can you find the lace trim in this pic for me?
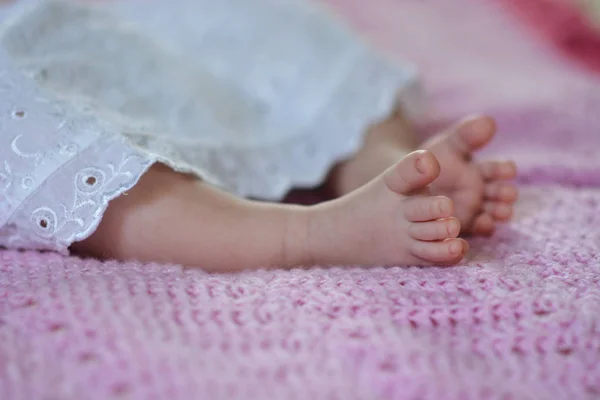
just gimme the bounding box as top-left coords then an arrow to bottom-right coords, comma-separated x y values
0,135 -> 155,254
125,48 -> 424,201
0,47 -> 157,253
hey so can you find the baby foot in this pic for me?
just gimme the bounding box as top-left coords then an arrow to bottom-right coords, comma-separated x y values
422,116 -> 518,235
308,150 -> 469,267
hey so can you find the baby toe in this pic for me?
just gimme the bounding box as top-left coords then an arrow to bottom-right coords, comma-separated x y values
411,238 -> 468,264
478,160 -> 518,181
448,115 -> 497,155
408,217 -> 461,241
484,182 -> 518,203
470,213 -> 495,236
403,196 -> 454,222
483,202 -> 512,221
383,150 -> 440,195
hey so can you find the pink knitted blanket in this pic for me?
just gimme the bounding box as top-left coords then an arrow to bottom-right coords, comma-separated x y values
2,0 -> 600,399
498,0 -> 600,74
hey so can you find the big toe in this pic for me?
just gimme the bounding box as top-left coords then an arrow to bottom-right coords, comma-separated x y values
448,115 -> 497,156
383,150 -> 441,195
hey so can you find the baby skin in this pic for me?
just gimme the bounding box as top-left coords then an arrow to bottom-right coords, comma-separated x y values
73,114 -> 517,272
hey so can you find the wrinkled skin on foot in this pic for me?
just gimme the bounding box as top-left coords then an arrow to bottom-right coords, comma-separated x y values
422,116 -> 518,236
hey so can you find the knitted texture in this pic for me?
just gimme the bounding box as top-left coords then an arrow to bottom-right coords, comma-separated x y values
2,185 -> 600,400
2,0 -> 600,399
498,0 -> 600,74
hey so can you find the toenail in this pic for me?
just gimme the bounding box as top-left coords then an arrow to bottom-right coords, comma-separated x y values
502,187 -> 515,197
447,220 -> 458,236
449,242 -> 461,255
505,163 -> 517,175
438,200 -> 447,215
469,115 -> 495,131
415,156 -> 427,174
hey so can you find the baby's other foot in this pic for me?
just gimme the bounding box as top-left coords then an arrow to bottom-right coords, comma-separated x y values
308,150 -> 469,267
423,116 -> 518,236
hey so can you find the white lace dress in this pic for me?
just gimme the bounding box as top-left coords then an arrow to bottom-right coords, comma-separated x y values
0,0 -> 424,254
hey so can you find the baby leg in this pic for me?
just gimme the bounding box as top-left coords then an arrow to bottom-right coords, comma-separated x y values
73,151 -> 468,271
72,164 -> 311,272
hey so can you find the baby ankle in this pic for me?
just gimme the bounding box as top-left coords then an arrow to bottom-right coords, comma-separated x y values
280,207 -> 317,268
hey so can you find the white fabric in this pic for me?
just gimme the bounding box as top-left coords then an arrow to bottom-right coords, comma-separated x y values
0,0 -> 424,253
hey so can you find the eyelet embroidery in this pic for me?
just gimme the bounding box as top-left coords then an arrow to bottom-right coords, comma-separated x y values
0,48 -> 156,252
21,176 -> 34,189
31,207 -> 57,237
76,168 -> 105,193
12,109 -> 25,119
60,143 -> 79,156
